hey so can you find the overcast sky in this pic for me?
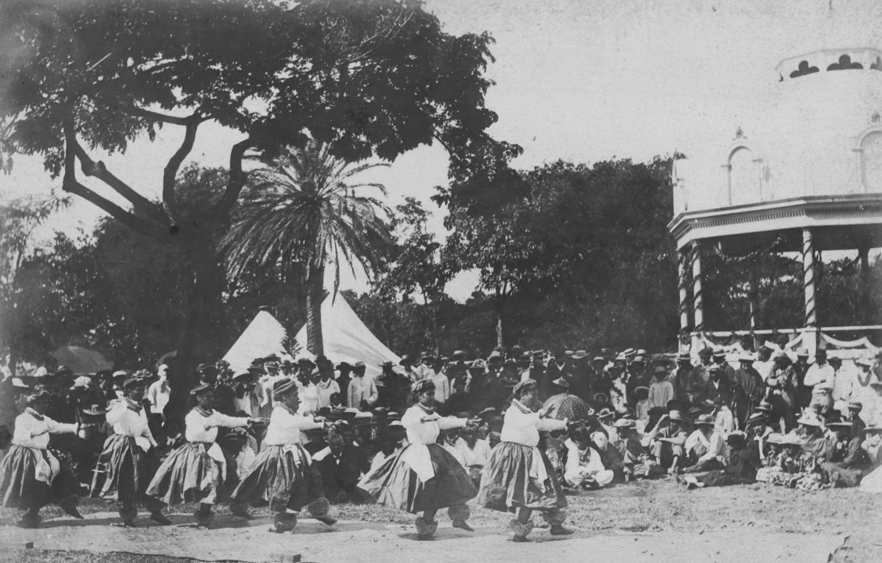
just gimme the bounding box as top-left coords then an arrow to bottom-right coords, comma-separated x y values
2,0 -> 877,301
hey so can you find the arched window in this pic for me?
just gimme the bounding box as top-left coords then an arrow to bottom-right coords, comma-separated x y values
861,131 -> 882,191
728,147 -> 759,205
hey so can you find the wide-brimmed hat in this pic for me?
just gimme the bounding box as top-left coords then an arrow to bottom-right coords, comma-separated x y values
27,389 -> 51,405
847,401 -> 863,411
677,353 -> 692,363
668,409 -> 689,423
712,350 -> 726,359
197,363 -> 219,375
452,350 -> 466,361
552,377 -> 570,389
571,350 -> 588,360
795,349 -> 809,358
232,371 -> 255,381
476,407 -> 496,420
738,353 -> 755,363
487,351 -> 503,362
694,414 -> 715,427
870,381 -> 882,391
827,421 -> 853,430
797,412 -> 823,427
622,348 -> 636,358
632,356 -> 645,364
122,377 -> 146,390
336,361 -> 353,371
592,356 -> 605,363
726,430 -> 747,443
420,350 -> 435,360
53,365 -> 73,377
854,357 -> 872,368
697,348 -> 712,358
597,407 -> 614,419
614,417 -> 636,428
411,379 -> 435,395
633,386 -> 650,396
653,365 -> 667,375
593,392 -> 609,404
756,400 -> 774,412
190,382 -> 213,396
746,412 -> 767,425
865,424 -> 882,434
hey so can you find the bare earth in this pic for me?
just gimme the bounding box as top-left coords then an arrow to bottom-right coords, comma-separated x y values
1,480 -> 880,563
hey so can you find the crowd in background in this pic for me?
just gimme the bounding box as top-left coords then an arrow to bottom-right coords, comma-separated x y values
2,342 -> 882,514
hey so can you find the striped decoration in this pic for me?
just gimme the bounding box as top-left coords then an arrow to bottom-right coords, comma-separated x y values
678,249 -> 691,331
692,241 -> 704,332
802,228 -> 817,327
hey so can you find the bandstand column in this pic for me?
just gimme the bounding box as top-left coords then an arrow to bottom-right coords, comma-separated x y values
678,249 -> 691,332
748,260 -> 760,349
691,241 -> 704,351
802,228 -> 818,352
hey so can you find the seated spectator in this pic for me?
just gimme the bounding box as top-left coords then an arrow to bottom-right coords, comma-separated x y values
648,409 -> 691,474
861,424 -> 882,468
823,421 -> 871,488
613,417 -> 661,480
681,431 -> 758,489
592,429 -> 626,482
313,432 -> 371,504
563,426 -> 614,489
454,426 -> 492,487
683,414 -> 728,473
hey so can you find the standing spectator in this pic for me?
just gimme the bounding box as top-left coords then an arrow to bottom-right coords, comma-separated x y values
429,358 -> 451,405
648,366 -> 674,410
347,362 -> 378,411
670,354 -> 693,399
146,365 -> 171,419
713,350 -> 737,387
831,357 -> 858,417
804,349 -> 835,414
733,354 -> 764,428
315,364 -> 341,410
689,348 -> 713,401
792,350 -> 813,411
766,354 -> 796,431
398,356 -> 419,383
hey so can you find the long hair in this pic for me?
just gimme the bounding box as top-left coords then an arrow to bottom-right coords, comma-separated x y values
408,380 -> 435,406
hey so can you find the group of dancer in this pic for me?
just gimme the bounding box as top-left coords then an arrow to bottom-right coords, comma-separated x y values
1,375 -> 576,542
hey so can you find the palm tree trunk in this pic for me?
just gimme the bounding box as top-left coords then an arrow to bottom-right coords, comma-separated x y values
305,265 -> 325,355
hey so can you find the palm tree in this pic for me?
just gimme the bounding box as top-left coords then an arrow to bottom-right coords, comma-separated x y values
221,140 -> 393,355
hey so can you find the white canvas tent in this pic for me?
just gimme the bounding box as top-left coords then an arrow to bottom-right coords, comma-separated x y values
222,310 -> 288,374
294,293 -> 400,379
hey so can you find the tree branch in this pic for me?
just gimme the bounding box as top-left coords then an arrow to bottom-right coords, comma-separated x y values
212,138 -> 256,219
120,105 -> 194,126
163,116 -> 201,220
68,134 -> 170,226
63,123 -> 165,240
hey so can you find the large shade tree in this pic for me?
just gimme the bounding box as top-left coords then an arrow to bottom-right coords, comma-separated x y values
222,141 -> 393,355
0,0 -> 520,413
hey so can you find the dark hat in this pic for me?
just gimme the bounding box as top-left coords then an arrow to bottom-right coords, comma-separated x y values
52,365 -> 73,377
398,355 -> 414,367
726,430 -> 747,443
27,389 -> 51,405
847,401 -> 863,411
653,365 -> 667,375
633,386 -> 650,396
82,404 -> 106,416
815,349 -> 827,357
827,421 -> 853,430
712,350 -> 725,359
677,353 -> 692,362
697,348 -> 712,358
233,371 -> 255,380
372,407 -> 389,418
746,412 -> 767,425
197,363 -> 218,375
273,377 -> 298,396
487,351 -> 503,362
597,407 -> 614,419
381,360 -> 394,368
420,351 -> 435,360
593,392 -> 609,404
336,361 -> 353,371
411,379 -> 434,395
452,350 -> 466,361
476,407 -> 496,419
190,382 -> 213,396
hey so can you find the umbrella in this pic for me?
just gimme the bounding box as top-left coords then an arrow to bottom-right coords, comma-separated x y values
543,393 -> 591,422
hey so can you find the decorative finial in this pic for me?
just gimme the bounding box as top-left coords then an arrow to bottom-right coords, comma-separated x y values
871,110 -> 881,123
734,127 -> 746,140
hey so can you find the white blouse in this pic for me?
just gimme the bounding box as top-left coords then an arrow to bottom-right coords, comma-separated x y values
454,437 -> 492,467
500,400 -> 568,447
12,409 -> 77,449
315,379 -> 340,409
401,404 -> 467,446
264,404 -> 324,446
106,400 -> 157,451
185,408 -> 249,443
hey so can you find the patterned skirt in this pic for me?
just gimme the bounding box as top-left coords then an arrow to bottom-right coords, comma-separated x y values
357,443 -> 477,513
477,442 -> 567,513
146,442 -> 236,506
0,445 -> 80,510
231,445 -> 325,512
91,435 -> 158,502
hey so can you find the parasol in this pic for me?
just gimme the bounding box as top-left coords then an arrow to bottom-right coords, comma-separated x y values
542,393 -> 592,422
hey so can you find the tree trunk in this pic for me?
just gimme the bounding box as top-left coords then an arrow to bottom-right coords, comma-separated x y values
495,312 -> 504,350
305,265 -> 325,355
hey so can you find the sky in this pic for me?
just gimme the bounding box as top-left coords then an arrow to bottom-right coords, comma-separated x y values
2,0 -> 879,301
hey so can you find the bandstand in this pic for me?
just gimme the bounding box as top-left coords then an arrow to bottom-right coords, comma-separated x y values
669,46 -> 882,354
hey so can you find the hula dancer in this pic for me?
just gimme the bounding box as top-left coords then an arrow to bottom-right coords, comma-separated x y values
92,377 -> 170,527
146,382 -> 258,525
477,379 -> 574,542
358,379 -> 477,541
0,390 -> 83,528
230,377 -> 337,532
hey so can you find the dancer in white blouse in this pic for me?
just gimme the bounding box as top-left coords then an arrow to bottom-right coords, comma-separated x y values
146,383 -> 258,525
92,378 -> 170,527
0,390 -> 83,528
477,379 -> 574,542
230,377 -> 337,533
358,379 -> 478,540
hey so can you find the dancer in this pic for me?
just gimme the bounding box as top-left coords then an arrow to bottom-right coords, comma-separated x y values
477,379 -> 574,542
146,382 -> 257,525
230,377 -> 337,532
358,379 -> 477,540
92,377 -> 170,527
0,390 -> 83,528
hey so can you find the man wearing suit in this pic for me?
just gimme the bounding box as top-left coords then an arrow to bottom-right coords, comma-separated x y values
314,432 -> 371,503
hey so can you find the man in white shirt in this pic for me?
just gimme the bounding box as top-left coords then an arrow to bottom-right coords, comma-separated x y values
429,358 -> 451,405
683,414 -> 727,472
454,425 -> 492,486
347,362 -> 378,410
804,349 -> 835,413
315,365 -> 341,409
415,352 -> 436,382
146,365 -> 171,419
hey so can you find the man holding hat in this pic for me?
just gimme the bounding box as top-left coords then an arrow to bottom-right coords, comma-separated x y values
804,349 -> 835,414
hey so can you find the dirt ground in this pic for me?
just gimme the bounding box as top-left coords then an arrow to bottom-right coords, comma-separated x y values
1,479 -> 880,563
